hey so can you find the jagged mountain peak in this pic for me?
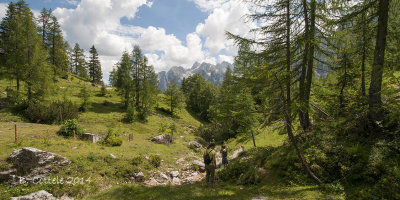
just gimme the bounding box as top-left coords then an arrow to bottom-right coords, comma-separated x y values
157,61 -> 234,91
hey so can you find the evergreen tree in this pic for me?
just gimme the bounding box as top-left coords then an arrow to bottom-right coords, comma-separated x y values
165,80 -> 184,114
0,0 -> 51,98
71,43 -> 88,78
181,73 -> 217,121
88,45 -> 102,84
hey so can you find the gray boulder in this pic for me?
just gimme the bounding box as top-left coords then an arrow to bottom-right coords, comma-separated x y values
10,190 -> 57,200
150,134 -> 171,144
191,160 -> 205,172
188,141 -> 202,149
170,171 -> 179,178
134,172 -> 145,182
82,133 -> 100,143
1,147 -> 70,185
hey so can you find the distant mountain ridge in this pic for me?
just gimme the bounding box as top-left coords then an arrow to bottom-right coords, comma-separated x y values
157,61 -> 234,91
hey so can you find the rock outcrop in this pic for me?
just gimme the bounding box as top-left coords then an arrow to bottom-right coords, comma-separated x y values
188,141 -> 202,150
9,190 -> 57,200
150,134 -> 171,145
0,147 -> 70,185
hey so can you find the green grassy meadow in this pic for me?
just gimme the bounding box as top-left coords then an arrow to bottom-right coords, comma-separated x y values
0,75 -> 341,199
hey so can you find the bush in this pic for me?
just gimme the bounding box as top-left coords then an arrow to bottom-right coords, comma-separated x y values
102,128 -> 123,146
131,155 -> 144,166
57,119 -> 83,138
124,105 -> 135,123
23,99 -> 79,124
79,87 -> 90,112
217,161 -> 251,184
99,84 -> 107,97
149,155 -> 161,168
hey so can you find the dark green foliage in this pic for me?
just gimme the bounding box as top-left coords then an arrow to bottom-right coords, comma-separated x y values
124,105 -> 135,123
99,84 -> 107,97
149,155 -> 161,168
79,87 -> 90,112
165,80 -> 185,114
57,119 -> 83,138
88,45 -> 102,84
23,99 -> 78,124
181,74 -> 217,121
102,128 -> 122,147
131,155 -> 144,166
110,47 -> 158,120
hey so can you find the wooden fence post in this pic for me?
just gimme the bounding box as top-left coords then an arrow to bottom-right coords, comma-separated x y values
15,124 -> 17,143
73,129 -> 76,139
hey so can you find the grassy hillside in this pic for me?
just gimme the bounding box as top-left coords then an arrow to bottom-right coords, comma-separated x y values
0,75 -> 342,199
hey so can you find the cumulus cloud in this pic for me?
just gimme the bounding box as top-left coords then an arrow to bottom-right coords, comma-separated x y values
194,0 -> 256,54
188,0 -> 227,12
0,3 -> 8,19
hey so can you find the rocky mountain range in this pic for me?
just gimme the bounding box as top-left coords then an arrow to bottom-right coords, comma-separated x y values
157,61 -> 234,91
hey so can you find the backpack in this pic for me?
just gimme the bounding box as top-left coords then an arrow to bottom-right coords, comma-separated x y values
203,150 -> 212,165
221,149 -> 228,158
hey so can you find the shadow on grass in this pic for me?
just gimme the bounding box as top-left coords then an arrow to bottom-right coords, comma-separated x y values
86,181 -> 331,200
86,182 -> 253,200
155,107 -> 181,119
89,102 -> 125,114
186,107 -> 208,124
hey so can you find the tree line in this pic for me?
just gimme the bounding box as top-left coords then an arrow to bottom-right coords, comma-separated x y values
0,0 -> 103,102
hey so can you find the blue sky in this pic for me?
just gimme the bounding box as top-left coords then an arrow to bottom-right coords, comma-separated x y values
0,0 -> 256,83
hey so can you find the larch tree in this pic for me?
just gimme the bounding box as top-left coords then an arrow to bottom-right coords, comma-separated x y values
88,45 -> 102,84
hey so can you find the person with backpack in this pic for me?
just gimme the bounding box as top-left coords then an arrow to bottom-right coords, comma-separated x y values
220,145 -> 228,168
204,142 -> 216,186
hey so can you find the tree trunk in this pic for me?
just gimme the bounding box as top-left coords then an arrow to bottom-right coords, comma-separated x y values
368,0 -> 389,122
251,129 -> 256,147
361,12 -> 367,97
299,0 -> 309,130
302,0 -> 316,131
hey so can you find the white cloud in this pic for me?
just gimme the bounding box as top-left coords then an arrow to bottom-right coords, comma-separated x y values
218,55 -> 233,64
66,0 -> 79,6
0,3 -> 8,19
195,0 -> 256,54
49,0 -> 253,83
189,0 -> 227,12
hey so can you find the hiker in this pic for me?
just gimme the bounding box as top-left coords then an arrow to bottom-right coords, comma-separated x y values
204,142 -> 216,186
220,145 -> 228,168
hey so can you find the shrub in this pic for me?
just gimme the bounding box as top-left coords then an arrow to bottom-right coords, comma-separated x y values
102,128 -> 123,146
149,155 -> 161,168
57,119 -> 83,138
24,99 -> 79,124
131,155 -> 144,166
124,105 -> 135,123
79,87 -> 90,112
99,84 -> 107,97
217,161 -> 251,184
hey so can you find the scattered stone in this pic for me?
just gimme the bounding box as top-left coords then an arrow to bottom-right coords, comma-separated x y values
188,141 -> 202,149
134,172 -> 145,182
251,196 -> 268,200
159,172 -> 169,180
230,146 -> 244,160
326,196 -> 335,200
144,177 -> 158,186
60,195 -> 75,200
82,133 -> 100,143
170,171 -> 179,178
1,147 -> 70,185
171,177 -> 181,185
72,147 -> 77,150
176,158 -> 185,164
110,154 -> 117,159
150,134 -> 171,144
144,156 -> 149,160
10,190 -> 57,200
191,160 -> 205,172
